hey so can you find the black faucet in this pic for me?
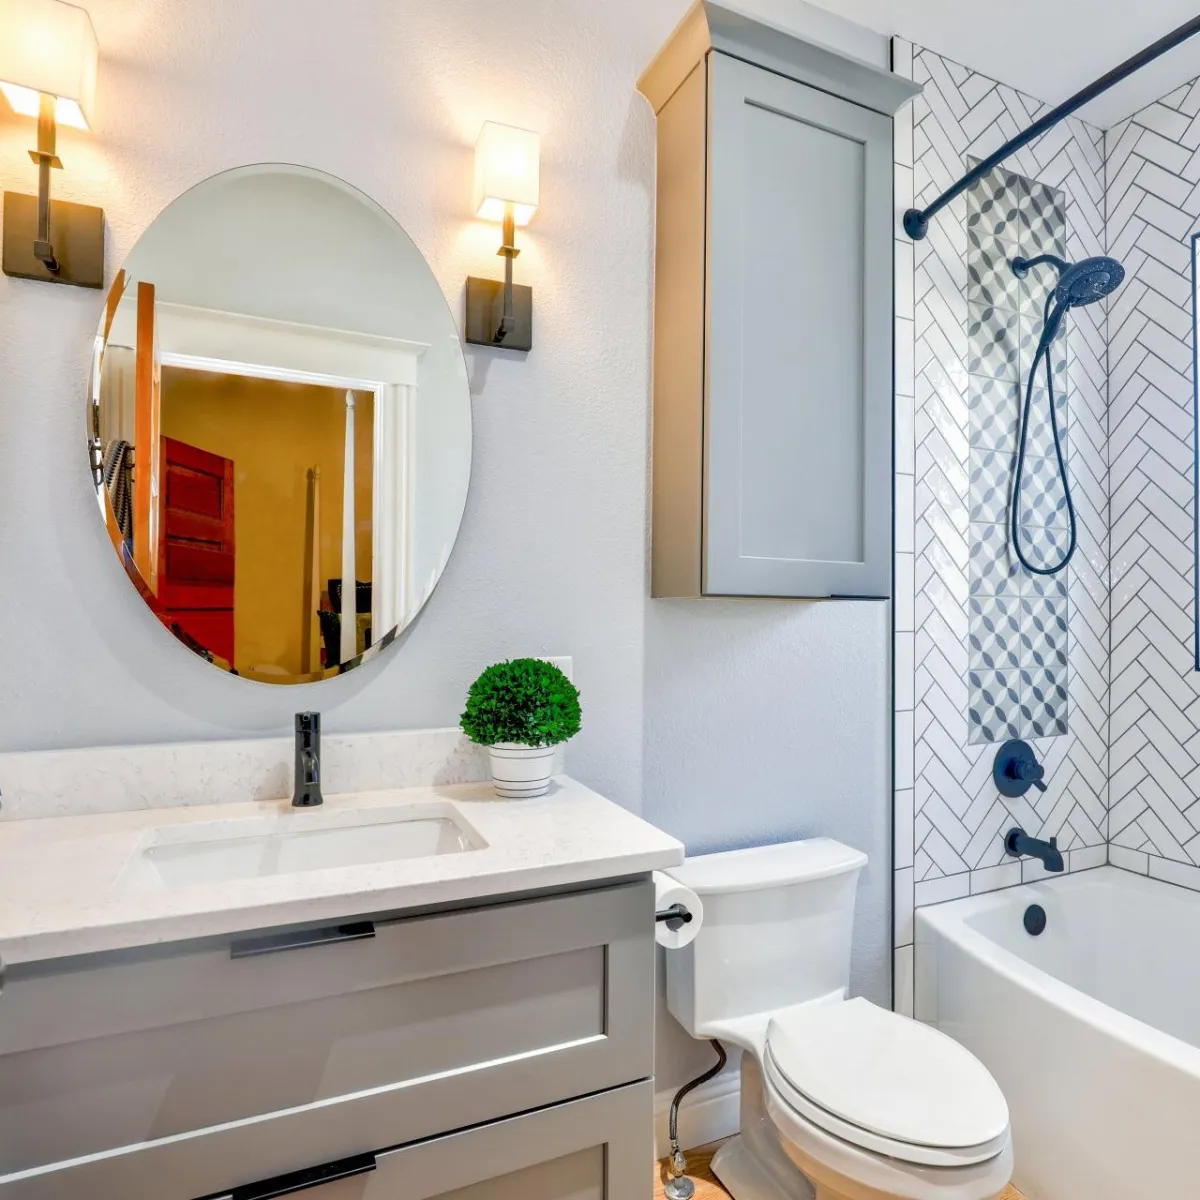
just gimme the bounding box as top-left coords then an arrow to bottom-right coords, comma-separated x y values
293,712 -> 323,807
1004,827 -> 1064,872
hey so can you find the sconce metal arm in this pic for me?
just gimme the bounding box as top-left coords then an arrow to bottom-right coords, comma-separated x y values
30,92 -> 62,273
494,205 -> 518,343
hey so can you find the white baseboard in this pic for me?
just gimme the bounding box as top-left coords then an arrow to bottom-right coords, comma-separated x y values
654,1071 -> 741,1159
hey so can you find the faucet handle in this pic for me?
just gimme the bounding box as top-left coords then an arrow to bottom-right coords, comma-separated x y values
994,739 -> 1047,798
1012,757 -> 1043,780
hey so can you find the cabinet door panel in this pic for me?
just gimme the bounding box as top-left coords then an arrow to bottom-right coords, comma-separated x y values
705,52 -> 893,597
435,1150 -> 603,1200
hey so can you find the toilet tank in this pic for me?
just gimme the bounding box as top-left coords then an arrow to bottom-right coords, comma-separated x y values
664,839 -> 867,1037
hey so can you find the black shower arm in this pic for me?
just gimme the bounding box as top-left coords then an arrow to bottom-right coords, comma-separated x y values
1012,253 -> 1070,278
903,12 -> 1200,241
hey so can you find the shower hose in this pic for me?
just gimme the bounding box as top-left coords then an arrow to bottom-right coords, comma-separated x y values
1010,288 -> 1076,576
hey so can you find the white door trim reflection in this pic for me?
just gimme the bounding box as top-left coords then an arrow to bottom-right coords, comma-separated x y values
372,383 -> 416,642
110,301 -> 428,388
341,390 -> 358,666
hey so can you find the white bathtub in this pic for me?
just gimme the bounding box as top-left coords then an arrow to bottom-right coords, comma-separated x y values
916,866 -> 1200,1200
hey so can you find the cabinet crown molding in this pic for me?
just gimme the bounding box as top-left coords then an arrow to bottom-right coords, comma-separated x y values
637,1 -> 921,116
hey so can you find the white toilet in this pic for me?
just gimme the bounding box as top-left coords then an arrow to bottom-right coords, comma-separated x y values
665,839 -> 1013,1200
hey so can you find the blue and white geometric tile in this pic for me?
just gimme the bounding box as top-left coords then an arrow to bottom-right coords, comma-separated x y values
1015,175 -> 1066,256
968,239 -> 1023,312
969,451 -> 1014,524
969,376 -> 1021,450
967,303 -> 1021,380
969,522 -> 1022,596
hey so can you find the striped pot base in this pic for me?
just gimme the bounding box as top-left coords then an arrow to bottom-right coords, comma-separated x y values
488,743 -> 555,798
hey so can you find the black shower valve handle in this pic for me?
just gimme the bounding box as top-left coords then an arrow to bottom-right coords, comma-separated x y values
993,739 -> 1048,798
1009,757 -> 1046,791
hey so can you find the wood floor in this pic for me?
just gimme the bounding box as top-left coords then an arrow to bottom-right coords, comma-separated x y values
654,1142 -> 1026,1199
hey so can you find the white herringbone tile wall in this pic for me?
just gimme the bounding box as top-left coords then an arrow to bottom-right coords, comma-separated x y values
1106,80 -> 1200,890
893,40 -> 1111,1010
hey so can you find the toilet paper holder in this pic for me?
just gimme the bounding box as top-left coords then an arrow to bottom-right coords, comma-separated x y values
655,903 -> 694,932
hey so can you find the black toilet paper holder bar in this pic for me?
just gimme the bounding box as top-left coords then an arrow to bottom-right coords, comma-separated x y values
656,903 -> 693,931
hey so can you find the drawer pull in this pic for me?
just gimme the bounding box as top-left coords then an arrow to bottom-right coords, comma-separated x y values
230,921 -> 376,959
229,1151 -> 377,1199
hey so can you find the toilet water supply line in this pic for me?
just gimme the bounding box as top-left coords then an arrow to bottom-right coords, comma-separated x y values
664,1039 -> 728,1200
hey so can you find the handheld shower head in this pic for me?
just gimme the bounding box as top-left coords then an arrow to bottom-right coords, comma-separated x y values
1055,256 -> 1125,307
1005,249 -> 1125,578
1010,254 -> 1125,308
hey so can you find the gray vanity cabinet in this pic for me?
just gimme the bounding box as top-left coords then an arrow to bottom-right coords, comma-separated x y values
0,880 -> 655,1199
639,3 -> 919,599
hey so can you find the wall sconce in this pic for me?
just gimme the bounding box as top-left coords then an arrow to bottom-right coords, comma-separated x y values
464,121 -> 539,352
0,0 -> 104,288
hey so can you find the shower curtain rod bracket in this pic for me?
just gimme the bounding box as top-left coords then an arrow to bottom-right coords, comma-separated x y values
903,13 -> 1200,240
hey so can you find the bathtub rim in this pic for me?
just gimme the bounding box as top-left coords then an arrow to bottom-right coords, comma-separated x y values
914,865 -> 1200,1079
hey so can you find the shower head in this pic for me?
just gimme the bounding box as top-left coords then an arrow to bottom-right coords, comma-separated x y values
1055,256 -> 1125,307
1011,254 -> 1125,308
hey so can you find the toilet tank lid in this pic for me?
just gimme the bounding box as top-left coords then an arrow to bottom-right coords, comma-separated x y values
668,839 -> 867,895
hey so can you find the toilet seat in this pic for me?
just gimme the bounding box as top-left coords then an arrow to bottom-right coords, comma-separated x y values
764,1050 -> 1009,1168
764,997 -> 1009,1169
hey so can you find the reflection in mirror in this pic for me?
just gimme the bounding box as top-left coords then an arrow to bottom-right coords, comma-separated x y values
89,165 -> 471,684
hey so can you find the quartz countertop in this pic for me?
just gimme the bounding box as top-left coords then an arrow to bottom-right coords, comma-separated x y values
0,778 -> 683,965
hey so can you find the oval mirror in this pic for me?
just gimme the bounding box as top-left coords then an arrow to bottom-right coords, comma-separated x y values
88,165 -> 471,684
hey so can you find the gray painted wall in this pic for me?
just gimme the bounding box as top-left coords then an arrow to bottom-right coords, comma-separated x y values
644,598 -> 892,1083
0,0 -> 892,1089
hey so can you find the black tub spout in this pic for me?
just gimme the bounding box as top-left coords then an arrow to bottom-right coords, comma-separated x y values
1004,827 -> 1064,873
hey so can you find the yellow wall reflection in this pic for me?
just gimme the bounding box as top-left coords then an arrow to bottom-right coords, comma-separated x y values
161,369 -> 374,676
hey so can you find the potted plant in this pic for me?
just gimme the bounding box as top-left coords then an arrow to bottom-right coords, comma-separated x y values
460,658 -> 582,798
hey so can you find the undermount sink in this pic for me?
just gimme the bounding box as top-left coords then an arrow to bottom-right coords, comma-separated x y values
124,803 -> 485,890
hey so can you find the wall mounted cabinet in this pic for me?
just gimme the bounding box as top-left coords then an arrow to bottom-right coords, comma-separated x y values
638,3 -> 919,599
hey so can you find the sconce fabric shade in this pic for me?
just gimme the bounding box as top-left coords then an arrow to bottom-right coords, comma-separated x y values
473,122 -> 539,226
0,0 -> 98,130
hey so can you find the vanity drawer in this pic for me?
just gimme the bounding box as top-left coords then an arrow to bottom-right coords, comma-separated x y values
0,880 -> 654,1177
0,1079 -> 653,1200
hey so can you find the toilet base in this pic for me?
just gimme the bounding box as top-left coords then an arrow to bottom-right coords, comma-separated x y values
711,1134 -> 815,1200
711,1055 -> 1013,1200
709,1058 -> 818,1200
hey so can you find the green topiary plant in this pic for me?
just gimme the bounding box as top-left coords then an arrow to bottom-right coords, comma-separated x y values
460,658 -> 582,747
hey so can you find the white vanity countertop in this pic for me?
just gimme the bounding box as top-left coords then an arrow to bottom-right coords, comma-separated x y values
0,778 -> 684,965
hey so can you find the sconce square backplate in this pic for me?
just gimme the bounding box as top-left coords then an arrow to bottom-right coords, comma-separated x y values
465,276 -> 533,351
3,191 -> 105,289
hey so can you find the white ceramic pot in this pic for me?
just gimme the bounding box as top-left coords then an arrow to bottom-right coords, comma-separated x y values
488,743 -> 556,798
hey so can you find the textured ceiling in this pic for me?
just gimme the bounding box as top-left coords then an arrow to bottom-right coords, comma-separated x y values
811,0 -> 1200,127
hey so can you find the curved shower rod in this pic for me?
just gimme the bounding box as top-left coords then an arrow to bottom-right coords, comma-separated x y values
903,13 -> 1200,241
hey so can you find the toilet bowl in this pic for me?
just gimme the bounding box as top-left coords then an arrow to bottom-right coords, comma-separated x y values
665,841 -> 1013,1200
